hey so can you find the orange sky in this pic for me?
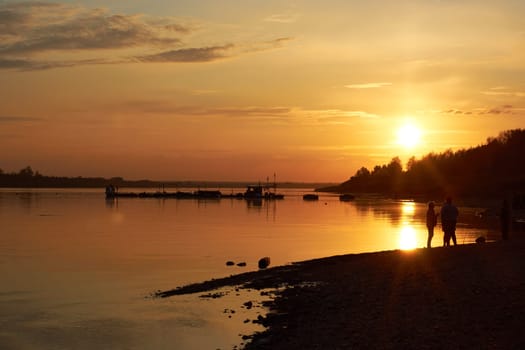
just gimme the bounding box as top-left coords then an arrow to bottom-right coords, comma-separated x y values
1,1 -> 524,182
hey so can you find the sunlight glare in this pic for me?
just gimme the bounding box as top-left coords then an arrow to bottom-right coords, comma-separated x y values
397,123 -> 421,149
401,201 -> 415,216
399,225 -> 417,250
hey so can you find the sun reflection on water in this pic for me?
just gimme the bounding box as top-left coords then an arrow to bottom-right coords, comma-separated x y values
399,225 -> 418,250
401,201 -> 415,215
398,201 -> 418,250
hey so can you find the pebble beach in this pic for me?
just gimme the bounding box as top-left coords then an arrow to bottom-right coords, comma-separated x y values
159,236 -> 525,349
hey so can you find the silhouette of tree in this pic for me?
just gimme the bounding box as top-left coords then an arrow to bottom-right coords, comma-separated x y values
319,129 -> 525,199
18,166 -> 34,177
355,167 -> 370,178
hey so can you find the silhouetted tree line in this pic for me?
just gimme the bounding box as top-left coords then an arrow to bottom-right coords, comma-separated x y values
0,166 -> 152,188
0,167 -> 334,189
319,129 -> 525,199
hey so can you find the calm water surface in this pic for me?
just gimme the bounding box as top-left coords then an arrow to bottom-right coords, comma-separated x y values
0,188 -> 499,349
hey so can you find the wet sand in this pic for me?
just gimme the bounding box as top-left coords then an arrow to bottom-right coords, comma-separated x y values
158,237 -> 525,349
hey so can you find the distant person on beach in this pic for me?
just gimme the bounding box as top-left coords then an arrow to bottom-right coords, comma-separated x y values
441,197 -> 459,246
426,202 -> 438,248
501,199 -> 511,240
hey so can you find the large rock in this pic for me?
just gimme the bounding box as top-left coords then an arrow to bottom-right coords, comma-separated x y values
476,236 -> 486,244
258,257 -> 271,269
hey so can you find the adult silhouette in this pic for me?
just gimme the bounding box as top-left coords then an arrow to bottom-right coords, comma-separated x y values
426,202 -> 438,248
441,197 -> 459,246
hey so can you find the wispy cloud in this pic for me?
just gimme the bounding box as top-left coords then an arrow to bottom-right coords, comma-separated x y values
251,37 -> 294,50
120,101 -> 292,117
344,82 -> 392,89
442,109 -> 472,115
313,110 -> 380,124
0,57 -> 112,70
483,105 -> 525,115
136,45 -> 234,63
442,105 -> 525,116
264,13 -> 300,24
0,3 -> 184,54
116,100 -> 380,126
0,2 -> 292,70
481,87 -> 525,97
0,58 -> 33,69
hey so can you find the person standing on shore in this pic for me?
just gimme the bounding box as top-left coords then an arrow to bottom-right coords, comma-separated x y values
441,196 -> 459,246
426,202 -> 438,248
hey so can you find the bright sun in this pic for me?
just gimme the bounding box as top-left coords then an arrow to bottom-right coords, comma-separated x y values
397,123 -> 421,148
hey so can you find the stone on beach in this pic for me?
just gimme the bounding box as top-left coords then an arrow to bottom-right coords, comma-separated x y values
258,257 -> 271,269
476,236 -> 486,243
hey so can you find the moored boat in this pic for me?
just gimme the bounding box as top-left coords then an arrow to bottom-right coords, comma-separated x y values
303,194 -> 319,201
105,185 -> 284,200
244,185 -> 284,200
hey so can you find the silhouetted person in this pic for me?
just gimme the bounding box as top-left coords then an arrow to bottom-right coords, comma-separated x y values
501,199 -> 511,240
426,202 -> 438,248
441,197 -> 459,246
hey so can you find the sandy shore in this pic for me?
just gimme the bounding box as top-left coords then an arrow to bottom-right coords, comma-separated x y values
158,237 -> 525,349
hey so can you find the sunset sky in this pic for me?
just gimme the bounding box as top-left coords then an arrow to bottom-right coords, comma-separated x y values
1,0 -> 524,182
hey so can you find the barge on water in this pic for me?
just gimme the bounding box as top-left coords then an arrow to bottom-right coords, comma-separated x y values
105,184 -> 284,200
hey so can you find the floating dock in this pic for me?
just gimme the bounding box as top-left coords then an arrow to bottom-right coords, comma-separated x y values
105,187 -> 284,200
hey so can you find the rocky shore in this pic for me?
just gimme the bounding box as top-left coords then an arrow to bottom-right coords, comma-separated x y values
158,237 -> 525,349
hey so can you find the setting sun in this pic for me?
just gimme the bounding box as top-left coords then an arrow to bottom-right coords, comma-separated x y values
397,124 -> 422,149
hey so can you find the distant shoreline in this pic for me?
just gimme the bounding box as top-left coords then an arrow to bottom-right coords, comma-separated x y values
0,172 -> 336,190
0,182 -> 336,189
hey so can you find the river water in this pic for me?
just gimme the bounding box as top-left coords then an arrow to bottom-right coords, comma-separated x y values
0,188 -> 499,349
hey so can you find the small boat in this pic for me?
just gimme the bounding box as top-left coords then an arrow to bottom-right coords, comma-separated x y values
339,194 -> 355,201
244,185 -> 284,200
244,185 -> 264,199
303,194 -> 319,201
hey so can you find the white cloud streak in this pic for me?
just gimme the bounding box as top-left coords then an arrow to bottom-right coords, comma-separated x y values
344,82 -> 392,89
481,87 -> 525,97
264,13 -> 300,23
